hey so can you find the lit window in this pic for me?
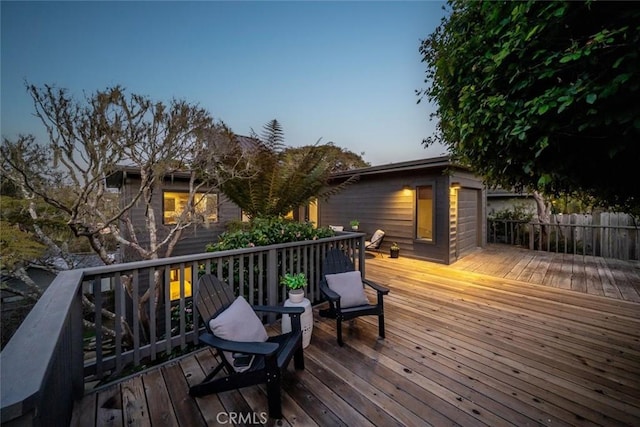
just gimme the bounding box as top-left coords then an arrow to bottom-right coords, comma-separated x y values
416,185 -> 434,241
163,191 -> 218,225
169,266 -> 192,301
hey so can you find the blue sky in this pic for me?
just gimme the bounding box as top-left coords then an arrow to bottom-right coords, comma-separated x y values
1,1 -> 449,166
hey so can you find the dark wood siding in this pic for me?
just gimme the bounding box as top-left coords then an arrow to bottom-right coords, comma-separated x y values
169,194 -> 239,256
119,177 -> 240,261
457,188 -> 480,258
320,170 -> 452,264
448,172 -> 487,263
320,163 -> 486,265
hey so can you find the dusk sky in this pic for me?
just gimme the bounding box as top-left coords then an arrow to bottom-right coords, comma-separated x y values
1,1 -> 449,166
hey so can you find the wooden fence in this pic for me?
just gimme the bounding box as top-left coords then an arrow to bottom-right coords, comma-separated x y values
488,213 -> 640,261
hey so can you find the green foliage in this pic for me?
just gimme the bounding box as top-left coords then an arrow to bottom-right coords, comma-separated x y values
548,194 -> 596,215
205,217 -> 333,306
349,219 -> 360,228
206,217 -> 335,252
0,220 -> 46,270
170,300 -> 194,335
280,272 -> 307,290
419,1 -> 640,213
284,144 -> 370,173
0,193 -> 86,270
489,205 -> 534,222
217,119 -> 360,218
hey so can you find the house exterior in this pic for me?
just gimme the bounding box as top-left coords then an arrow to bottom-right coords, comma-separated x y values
107,156 -> 486,266
487,187 -> 536,217
317,156 -> 486,264
106,166 -> 242,261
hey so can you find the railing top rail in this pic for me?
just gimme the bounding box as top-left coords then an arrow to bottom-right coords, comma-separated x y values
489,218 -> 639,231
1,269 -> 84,421
528,221 -> 639,230
79,232 -> 365,277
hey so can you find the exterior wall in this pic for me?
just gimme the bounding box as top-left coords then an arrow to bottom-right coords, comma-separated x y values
448,172 -> 487,262
320,169 -> 449,263
118,176 -> 241,261
319,166 -> 486,265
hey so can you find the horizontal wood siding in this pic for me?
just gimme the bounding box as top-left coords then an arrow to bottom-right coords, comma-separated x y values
321,171 -> 452,263
449,185 -> 458,263
170,195 -> 240,256
120,177 -> 240,261
449,172 -> 487,264
457,187 -> 480,258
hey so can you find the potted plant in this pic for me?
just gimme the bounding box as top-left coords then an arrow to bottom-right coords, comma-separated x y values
280,272 -> 307,303
280,272 -> 313,347
389,242 -> 400,258
350,219 -> 360,231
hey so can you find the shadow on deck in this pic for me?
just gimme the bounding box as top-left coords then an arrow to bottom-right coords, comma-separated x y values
72,247 -> 640,426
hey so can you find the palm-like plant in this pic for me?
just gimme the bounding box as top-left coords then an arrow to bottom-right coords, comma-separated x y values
218,119 -> 357,219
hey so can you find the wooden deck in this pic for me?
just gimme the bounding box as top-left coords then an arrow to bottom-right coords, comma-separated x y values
449,245 -> 640,302
72,246 -> 640,426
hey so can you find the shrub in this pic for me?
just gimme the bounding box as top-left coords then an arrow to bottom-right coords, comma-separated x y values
489,204 -> 534,222
206,216 -> 334,252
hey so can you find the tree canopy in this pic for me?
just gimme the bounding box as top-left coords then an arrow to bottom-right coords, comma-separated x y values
1,83 -> 244,344
217,120 -> 362,218
284,144 -> 369,173
1,84 -> 238,264
418,1 -> 640,213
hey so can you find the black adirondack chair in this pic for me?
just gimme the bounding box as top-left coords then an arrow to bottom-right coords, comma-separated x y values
319,248 -> 390,346
189,275 -> 305,419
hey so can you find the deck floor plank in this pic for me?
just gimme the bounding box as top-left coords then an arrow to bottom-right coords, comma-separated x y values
162,361 -> 207,427
120,374 -> 151,427
142,368 -> 178,427
180,350 -> 228,426
72,245 -> 640,426
307,329 -> 459,427
94,384 -> 123,427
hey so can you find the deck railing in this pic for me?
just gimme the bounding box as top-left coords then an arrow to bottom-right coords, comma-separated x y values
488,218 -> 640,261
0,233 -> 364,427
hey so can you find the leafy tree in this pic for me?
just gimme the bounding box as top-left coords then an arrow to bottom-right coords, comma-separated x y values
1,84 -> 249,344
217,119 -> 360,218
418,1 -> 640,213
284,144 -> 369,173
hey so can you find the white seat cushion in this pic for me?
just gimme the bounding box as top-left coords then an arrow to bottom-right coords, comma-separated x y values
325,271 -> 370,308
209,296 -> 268,372
366,230 -> 384,248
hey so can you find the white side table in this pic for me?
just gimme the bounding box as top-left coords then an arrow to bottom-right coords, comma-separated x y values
282,297 -> 313,348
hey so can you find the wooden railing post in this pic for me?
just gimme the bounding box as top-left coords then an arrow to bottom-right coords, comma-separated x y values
359,233 -> 366,277
529,222 -> 535,250
266,248 -> 278,324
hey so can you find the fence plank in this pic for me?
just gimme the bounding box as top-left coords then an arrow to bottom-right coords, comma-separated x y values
489,213 -> 639,261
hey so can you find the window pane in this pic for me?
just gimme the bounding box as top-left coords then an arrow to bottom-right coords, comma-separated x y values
163,191 -> 218,225
169,266 -> 193,301
416,185 -> 434,241
163,192 -> 182,224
